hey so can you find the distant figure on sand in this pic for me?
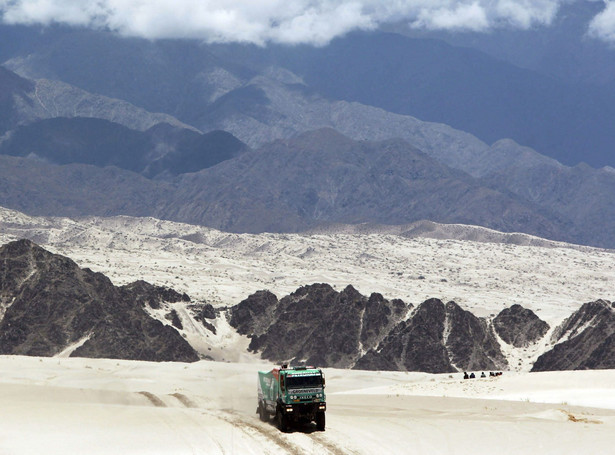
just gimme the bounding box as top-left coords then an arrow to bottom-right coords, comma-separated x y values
481,372 -> 486,378
463,372 -> 469,379
469,372 -> 475,379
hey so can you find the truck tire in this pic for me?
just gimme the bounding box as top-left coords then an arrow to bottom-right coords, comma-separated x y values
316,411 -> 325,431
277,409 -> 289,432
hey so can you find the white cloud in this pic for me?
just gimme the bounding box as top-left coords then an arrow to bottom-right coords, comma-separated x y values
588,1 -> 615,43
0,0 -> 565,45
493,0 -> 561,28
412,3 -> 490,32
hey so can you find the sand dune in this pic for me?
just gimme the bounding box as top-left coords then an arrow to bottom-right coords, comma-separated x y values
1,356 -> 614,454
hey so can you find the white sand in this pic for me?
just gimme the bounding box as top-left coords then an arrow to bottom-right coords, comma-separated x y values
2,207 -> 614,370
1,208 -> 613,327
0,356 -> 614,454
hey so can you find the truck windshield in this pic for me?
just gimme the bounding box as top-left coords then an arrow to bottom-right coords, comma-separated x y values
285,374 -> 323,389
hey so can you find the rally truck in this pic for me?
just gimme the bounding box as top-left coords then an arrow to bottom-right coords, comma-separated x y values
257,364 -> 326,432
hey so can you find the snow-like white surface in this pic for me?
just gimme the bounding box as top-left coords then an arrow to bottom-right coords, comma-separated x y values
2,207 -> 615,453
1,207 -> 613,328
1,207 -> 615,369
1,355 -> 614,455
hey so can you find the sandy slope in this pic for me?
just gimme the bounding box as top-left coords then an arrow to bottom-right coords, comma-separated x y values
2,207 -> 614,369
1,207 -> 613,327
1,356 -> 614,455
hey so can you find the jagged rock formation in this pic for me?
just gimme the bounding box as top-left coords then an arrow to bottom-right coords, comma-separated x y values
229,284 -> 408,368
445,301 -> 507,370
493,304 -> 550,348
119,280 -> 190,309
532,300 -> 615,371
0,239 -> 612,372
230,286 -> 507,373
356,298 -> 453,373
0,239 -> 199,362
356,299 -> 507,373
189,303 -> 218,334
229,290 -> 279,337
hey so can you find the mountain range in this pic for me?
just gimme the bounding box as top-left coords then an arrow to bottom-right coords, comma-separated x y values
1,117 -> 247,178
4,21 -> 615,168
1,238 -> 613,373
1,23 -> 615,247
0,126 -> 566,238
1,110 -> 613,246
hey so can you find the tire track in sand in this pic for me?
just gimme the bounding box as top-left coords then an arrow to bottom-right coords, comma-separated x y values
306,433 -> 355,455
138,391 -> 167,407
211,409 -> 301,454
216,409 -> 351,455
170,392 -> 198,408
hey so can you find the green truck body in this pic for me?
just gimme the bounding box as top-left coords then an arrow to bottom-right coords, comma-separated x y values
257,365 -> 326,431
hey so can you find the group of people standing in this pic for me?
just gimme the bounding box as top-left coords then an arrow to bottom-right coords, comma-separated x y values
463,371 -> 503,379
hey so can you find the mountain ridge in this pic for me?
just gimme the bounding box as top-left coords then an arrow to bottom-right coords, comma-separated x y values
0,116 -> 248,177
3,58 -> 615,248
1,238 -> 612,373
0,238 -> 200,361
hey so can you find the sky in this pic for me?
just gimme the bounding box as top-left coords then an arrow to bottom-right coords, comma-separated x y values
0,0 -> 613,45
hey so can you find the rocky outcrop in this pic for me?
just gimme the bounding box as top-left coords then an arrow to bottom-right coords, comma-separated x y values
493,304 -> 550,348
120,280 -> 190,310
231,286 -> 507,373
532,300 -> 615,371
230,284 -> 408,368
228,290 -> 279,337
355,299 -> 507,373
445,301 -> 507,371
0,239 -> 199,362
189,303 -> 218,334
356,298 -> 453,373
1,239 -> 612,372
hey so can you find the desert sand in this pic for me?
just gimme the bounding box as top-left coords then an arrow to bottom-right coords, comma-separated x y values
1,355 -> 614,455
2,209 -> 615,453
1,208 -> 614,327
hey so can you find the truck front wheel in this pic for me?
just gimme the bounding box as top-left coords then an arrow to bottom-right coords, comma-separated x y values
277,409 -> 289,432
315,411 -> 325,431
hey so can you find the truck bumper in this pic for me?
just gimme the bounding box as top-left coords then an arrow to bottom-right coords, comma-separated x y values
283,402 -> 326,420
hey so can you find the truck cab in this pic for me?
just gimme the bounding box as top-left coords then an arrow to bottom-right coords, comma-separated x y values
257,364 -> 326,431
